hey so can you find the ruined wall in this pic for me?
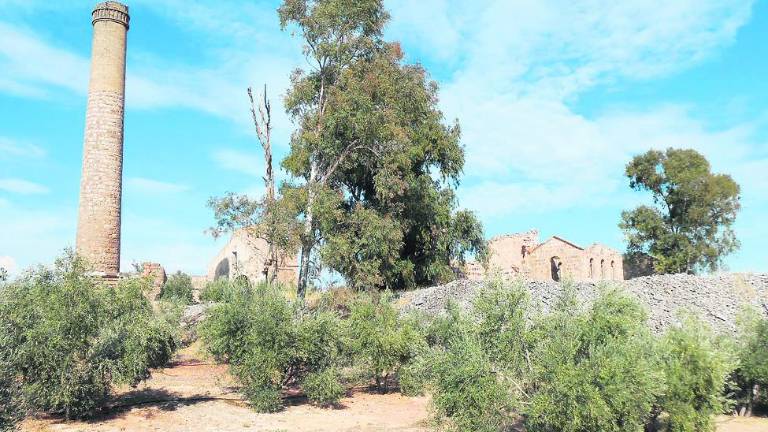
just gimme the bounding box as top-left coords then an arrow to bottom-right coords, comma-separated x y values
485,230 -> 539,277
206,230 -> 299,287
75,2 -> 130,276
525,237 -> 588,281
585,243 -> 624,281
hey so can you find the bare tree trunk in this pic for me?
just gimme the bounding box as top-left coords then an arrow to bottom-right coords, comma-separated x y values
248,85 -> 279,285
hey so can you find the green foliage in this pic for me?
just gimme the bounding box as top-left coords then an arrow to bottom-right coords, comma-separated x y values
159,271 -> 194,304
275,0 -> 486,293
199,284 -> 346,412
620,148 -> 741,274
656,317 -> 736,432
303,368 -> 346,407
472,278 -> 531,374
0,252 -> 177,420
347,293 -> 426,392
736,311 -> 768,391
430,337 -> 516,432
525,287 -> 662,432
0,364 -> 22,432
199,277 -> 252,303
729,309 -> 768,415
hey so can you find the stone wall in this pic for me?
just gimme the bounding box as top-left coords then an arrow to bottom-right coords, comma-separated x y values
400,273 -> 768,335
476,231 -> 624,282
206,229 -> 299,287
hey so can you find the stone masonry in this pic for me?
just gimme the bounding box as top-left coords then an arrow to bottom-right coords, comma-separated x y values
464,230 -> 624,282
76,2 -> 130,277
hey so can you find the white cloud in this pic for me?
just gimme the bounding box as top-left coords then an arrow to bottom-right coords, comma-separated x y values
0,178 -> 49,194
0,22 -> 89,97
0,255 -> 17,275
212,148 -> 264,177
0,137 -> 46,158
0,11 -> 299,136
125,177 -> 189,194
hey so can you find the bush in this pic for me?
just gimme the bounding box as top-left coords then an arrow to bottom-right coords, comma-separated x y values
430,337 -> 516,432
0,252 -> 177,419
199,277 -> 254,303
656,317 -> 735,432
303,369 -> 346,406
0,366 -> 22,432
525,287 -> 662,432
733,310 -> 768,415
159,271 -> 194,304
347,293 -> 426,392
199,284 -> 346,412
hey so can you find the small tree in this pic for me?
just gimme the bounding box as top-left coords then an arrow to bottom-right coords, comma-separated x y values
159,271 -> 195,304
0,267 -> 7,282
620,148 -> 740,274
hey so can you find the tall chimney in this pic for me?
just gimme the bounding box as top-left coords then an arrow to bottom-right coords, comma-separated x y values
76,2 -> 130,278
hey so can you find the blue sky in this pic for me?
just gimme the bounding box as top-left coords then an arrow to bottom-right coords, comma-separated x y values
0,0 -> 766,277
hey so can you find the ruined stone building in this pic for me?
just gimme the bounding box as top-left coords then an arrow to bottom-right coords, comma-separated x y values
207,229 -> 299,286
76,2 -> 130,279
465,230 -> 624,282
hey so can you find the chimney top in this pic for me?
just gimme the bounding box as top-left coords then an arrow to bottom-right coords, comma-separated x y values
92,2 -> 130,29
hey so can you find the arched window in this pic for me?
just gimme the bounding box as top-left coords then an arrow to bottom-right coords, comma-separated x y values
610,261 -> 615,280
600,259 -> 605,280
589,258 -> 595,279
550,256 -> 562,282
214,258 -> 230,280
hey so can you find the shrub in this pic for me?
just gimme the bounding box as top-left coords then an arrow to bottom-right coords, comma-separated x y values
199,277 -> 254,303
472,277 -> 531,375
347,293 -> 426,392
525,287 -> 662,432
732,310 -> 768,415
303,369 -> 346,406
430,337 -> 516,432
159,271 -> 194,304
199,284 -> 346,412
656,317 -> 736,432
0,252 -> 177,419
0,366 -> 22,432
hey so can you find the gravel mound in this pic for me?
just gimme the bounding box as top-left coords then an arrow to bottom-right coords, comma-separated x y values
399,273 -> 768,334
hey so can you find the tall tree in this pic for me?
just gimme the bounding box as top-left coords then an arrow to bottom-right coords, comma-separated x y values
619,148 -> 740,274
279,0 -> 485,294
278,0 -> 390,298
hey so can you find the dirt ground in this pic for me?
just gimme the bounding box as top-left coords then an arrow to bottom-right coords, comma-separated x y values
20,344 -> 768,432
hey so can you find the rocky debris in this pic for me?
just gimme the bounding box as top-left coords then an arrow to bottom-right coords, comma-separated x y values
180,303 -> 215,345
182,303 -> 214,329
399,273 -> 768,335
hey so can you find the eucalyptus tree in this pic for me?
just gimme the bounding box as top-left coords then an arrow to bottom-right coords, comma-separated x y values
279,0 -> 485,295
620,148 -> 741,274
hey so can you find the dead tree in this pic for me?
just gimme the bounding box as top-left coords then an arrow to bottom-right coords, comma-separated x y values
248,85 -> 279,284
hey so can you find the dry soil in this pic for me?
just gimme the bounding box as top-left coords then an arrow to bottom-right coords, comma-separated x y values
20,344 -> 768,432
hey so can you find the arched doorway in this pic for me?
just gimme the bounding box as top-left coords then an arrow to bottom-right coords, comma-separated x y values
214,258 -> 230,280
550,256 -> 563,282
600,259 -> 606,280
589,258 -> 595,279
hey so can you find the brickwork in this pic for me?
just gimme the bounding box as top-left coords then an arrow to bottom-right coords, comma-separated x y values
76,2 -> 129,276
467,229 -> 624,282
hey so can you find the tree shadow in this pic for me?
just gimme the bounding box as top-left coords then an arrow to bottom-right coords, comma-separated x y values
85,388 -> 221,423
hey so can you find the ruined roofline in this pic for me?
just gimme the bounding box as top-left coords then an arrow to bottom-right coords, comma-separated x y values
488,229 -> 540,243
526,235 -> 585,254
585,242 -> 622,253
